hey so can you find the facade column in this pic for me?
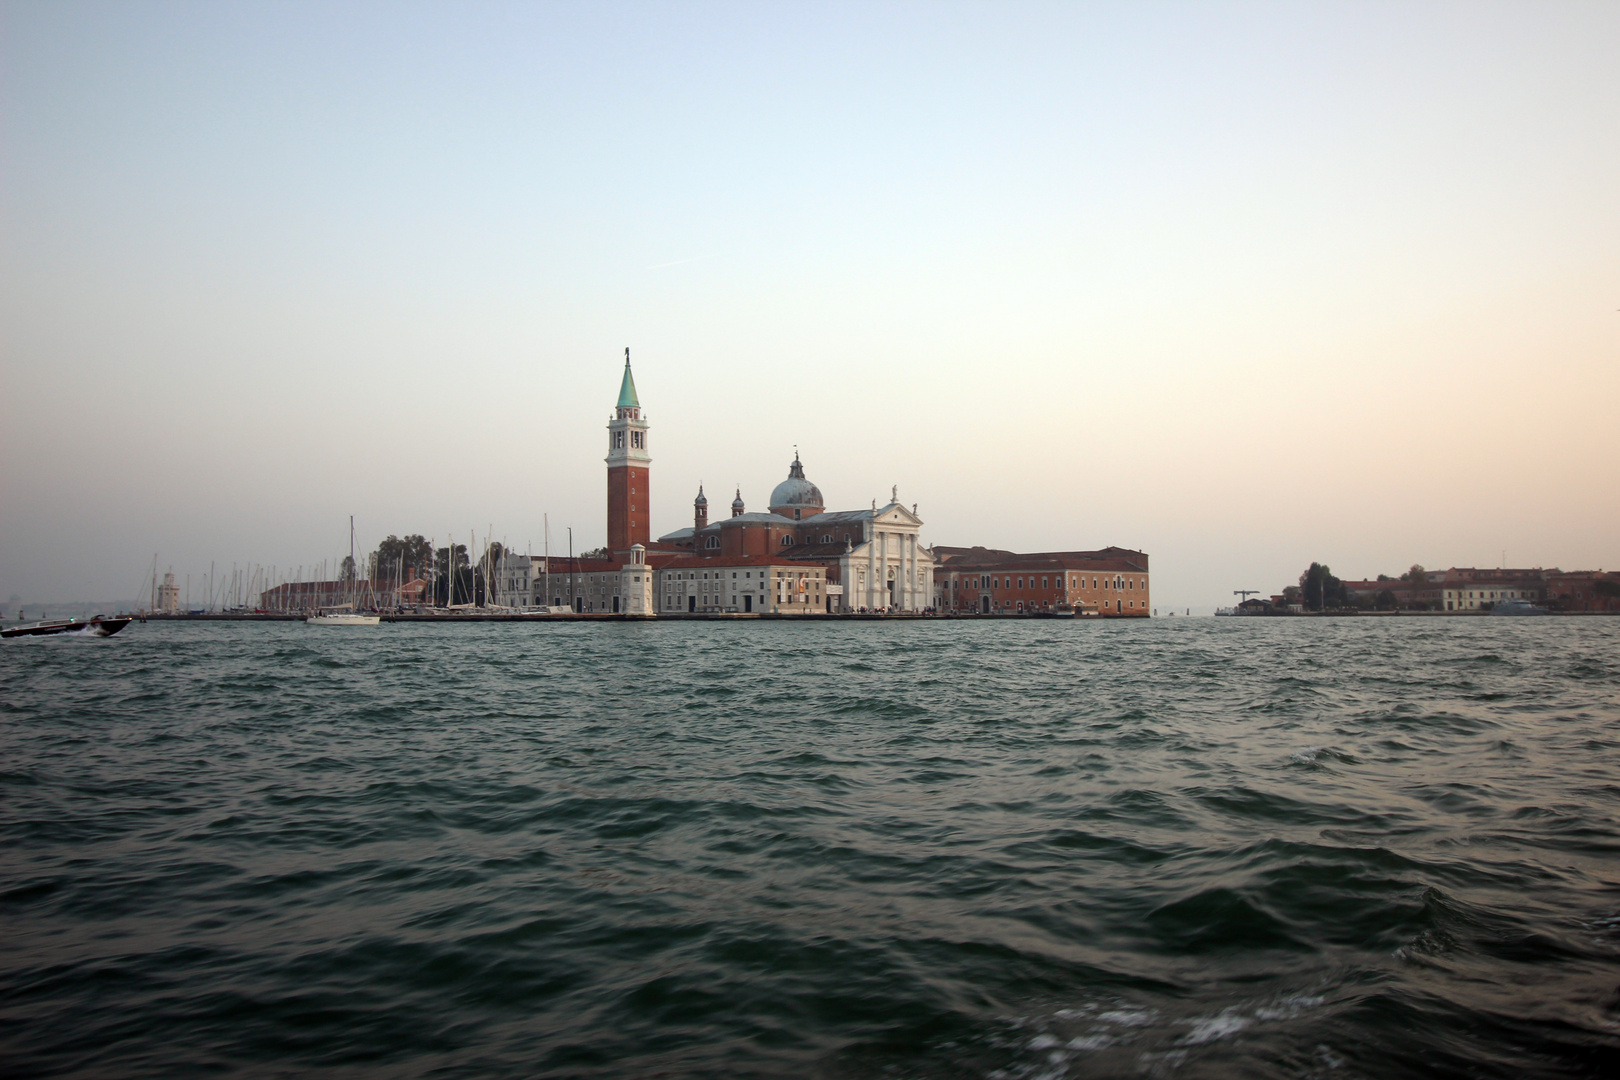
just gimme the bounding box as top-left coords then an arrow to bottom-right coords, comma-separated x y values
882,534 -> 889,610
867,527 -> 876,610
899,531 -> 907,610
907,532 -> 916,610
881,531 -> 890,610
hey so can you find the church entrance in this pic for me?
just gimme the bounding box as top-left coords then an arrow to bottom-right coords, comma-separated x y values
613,596 -> 620,613
688,596 -> 695,612
744,595 -> 752,612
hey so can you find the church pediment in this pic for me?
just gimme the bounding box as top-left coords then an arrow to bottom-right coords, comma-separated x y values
874,502 -> 923,526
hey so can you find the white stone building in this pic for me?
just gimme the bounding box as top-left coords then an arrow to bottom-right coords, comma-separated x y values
656,557 -> 827,614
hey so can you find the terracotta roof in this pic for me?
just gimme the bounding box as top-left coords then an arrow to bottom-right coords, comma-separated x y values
935,545 -> 1148,571
939,557 -> 1145,574
778,542 -> 856,559
532,559 -> 623,574
657,555 -> 826,570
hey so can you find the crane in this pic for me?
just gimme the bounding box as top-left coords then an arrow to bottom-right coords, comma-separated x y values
1234,590 -> 1260,604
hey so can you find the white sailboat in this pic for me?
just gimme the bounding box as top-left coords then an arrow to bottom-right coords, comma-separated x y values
307,611 -> 380,626
308,517 -> 381,626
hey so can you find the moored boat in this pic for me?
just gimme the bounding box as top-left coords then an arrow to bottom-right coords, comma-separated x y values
1491,598 -> 1546,616
306,612 -> 381,626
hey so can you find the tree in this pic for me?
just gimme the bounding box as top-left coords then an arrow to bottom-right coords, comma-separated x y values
339,555 -> 357,582
435,544 -> 471,606
1299,562 -> 1345,611
371,534 -> 434,583
474,542 -> 508,607
1375,588 -> 1398,611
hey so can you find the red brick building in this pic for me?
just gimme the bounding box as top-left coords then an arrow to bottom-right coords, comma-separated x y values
259,576 -> 429,613
933,546 -> 1151,616
1544,570 -> 1620,613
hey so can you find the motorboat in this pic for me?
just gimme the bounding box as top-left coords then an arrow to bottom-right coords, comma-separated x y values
1491,598 -> 1546,616
3,615 -> 133,639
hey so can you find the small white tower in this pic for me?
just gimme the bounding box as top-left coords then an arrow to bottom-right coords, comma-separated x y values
619,543 -> 656,617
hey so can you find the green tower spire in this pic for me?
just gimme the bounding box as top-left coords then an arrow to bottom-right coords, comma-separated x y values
616,347 -> 639,409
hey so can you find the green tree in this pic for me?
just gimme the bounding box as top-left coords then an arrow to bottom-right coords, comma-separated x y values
1300,562 -> 1345,611
435,544 -> 471,605
371,535 -> 435,582
475,542 -> 508,606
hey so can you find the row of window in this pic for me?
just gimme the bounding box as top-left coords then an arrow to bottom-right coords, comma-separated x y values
946,575 -> 1144,591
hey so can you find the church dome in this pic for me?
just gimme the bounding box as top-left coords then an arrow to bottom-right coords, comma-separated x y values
769,452 -> 823,513
694,485 -> 707,507
732,488 -> 745,512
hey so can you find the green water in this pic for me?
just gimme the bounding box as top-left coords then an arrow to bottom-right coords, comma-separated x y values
2,618 -> 1617,1077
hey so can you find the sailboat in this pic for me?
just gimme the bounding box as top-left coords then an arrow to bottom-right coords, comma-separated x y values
308,517 -> 381,626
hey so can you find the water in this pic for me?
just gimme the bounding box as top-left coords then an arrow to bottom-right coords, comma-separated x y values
3,618 -> 1618,1078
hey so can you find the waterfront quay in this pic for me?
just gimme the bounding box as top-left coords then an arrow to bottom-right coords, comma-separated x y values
139,611 -> 1089,624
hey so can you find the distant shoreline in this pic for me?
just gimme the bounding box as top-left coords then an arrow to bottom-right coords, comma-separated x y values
106,610 -> 1620,624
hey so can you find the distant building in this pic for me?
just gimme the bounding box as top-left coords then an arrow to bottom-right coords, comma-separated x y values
259,576 -> 427,612
493,552 -> 543,609
656,555 -> 827,614
1436,568 -> 1547,611
537,558 -> 626,613
541,355 -> 1148,618
932,546 -> 1151,616
156,570 -> 180,614
657,454 -> 934,613
1544,570 -> 1620,613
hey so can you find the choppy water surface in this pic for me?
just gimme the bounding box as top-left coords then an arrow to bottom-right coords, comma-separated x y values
3,618 -> 1619,1078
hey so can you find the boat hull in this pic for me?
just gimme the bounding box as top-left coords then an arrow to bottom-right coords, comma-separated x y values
2,616 -> 133,639
306,614 -> 381,626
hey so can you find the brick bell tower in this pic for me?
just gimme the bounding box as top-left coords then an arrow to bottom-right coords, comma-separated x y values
606,348 -> 651,555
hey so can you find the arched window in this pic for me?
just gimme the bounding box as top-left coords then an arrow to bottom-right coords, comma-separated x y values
781,535 -> 793,547
704,536 -> 719,550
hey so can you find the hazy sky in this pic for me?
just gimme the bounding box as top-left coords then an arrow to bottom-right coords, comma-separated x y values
3,0 -> 1617,610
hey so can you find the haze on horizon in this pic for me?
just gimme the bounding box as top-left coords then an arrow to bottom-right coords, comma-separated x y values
2,0 -> 1617,612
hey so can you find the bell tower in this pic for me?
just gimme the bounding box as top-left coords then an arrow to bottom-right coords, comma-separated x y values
606,348 -> 651,555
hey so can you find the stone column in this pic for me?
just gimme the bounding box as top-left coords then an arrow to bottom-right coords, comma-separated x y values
879,530 -> 889,610
867,528 -> 876,610
906,532 -> 915,610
